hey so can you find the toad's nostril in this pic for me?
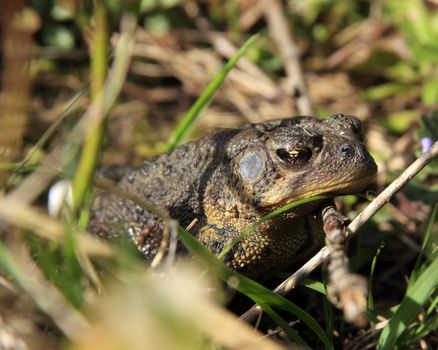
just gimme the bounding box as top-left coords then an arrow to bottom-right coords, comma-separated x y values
340,143 -> 354,157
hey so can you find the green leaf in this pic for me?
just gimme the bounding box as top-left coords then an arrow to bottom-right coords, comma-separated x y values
384,63 -> 418,83
422,79 -> 438,106
386,0 -> 435,47
404,0 -> 434,46
380,110 -> 419,134
302,278 -> 326,295
361,83 -> 411,101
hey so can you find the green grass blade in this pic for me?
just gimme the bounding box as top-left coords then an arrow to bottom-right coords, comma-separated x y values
163,34 -> 259,152
302,278 -> 326,295
72,0 -> 109,216
0,163 -> 37,172
401,308 -> 438,346
408,204 -> 437,289
426,290 -> 438,315
376,251 -> 438,349
217,195 -> 330,260
21,89 -> 88,167
368,240 -> 385,325
178,227 -> 332,349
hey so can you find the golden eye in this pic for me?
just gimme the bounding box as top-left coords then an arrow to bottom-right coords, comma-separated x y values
276,146 -> 312,166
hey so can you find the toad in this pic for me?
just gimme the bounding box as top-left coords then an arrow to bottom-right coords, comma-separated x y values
89,114 -> 377,277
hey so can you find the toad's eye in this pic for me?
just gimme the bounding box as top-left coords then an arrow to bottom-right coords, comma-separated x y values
276,146 -> 312,166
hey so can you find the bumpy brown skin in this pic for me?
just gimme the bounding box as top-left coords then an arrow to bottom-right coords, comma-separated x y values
89,114 -> 377,277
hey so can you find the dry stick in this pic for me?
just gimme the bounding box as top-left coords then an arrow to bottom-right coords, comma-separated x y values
263,0 -> 313,115
241,141 -> 438,323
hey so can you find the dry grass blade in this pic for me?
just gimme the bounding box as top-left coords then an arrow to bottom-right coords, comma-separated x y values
263,0 -> 313,115
0,237 -> 89,341
120,27 -> 297,123
77,264 -> 290,350
6,13 -> 137,205
0,2 -> 38,186
164,34 -> 259,151
241,141 -> 438,323
0,196 -> 113,257
189,289 -> 292,350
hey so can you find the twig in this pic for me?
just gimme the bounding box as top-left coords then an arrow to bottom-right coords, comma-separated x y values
241,141 -> 438,323
263,320 -> 300,339
263,0 -> 313,115
346,142 -> 438,236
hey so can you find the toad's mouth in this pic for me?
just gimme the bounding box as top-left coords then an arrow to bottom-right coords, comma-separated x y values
260,173 -> 377,209
322,174 -> 377,195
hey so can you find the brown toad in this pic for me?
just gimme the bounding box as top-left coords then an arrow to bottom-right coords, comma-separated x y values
89,114 -> 377,277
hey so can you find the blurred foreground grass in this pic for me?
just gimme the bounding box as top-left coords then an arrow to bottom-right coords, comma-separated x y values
0,1 -> 437,349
